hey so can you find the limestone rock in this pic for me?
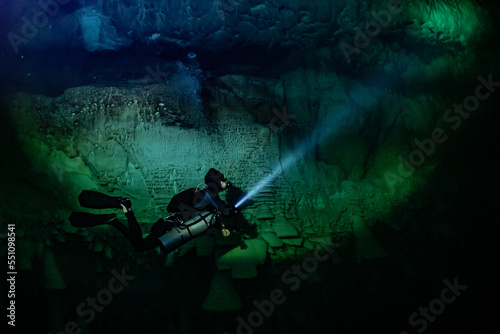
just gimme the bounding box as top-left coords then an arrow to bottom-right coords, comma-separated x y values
260,232 -> 284,248
254,204 -> 275,220
303,239 -> 315,251
281,237 -> 303,247
216,239 -> 268,279
273,219 -> 299,238
259,222 -> 273,232
47,150 -> 98,207
120,162 -> 152,200
85,141 -> 128,181
308,235 -> 333,247
303,227 -> 316,235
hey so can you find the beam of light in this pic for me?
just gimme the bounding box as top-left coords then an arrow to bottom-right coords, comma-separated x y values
235,83 -> 383,209
235,104 -> 355,208
235,144 -> 305,208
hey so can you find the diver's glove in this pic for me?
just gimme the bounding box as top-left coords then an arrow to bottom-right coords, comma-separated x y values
221,227 -> 231,237
118,197 -> 132,210
215,212 -> 231,237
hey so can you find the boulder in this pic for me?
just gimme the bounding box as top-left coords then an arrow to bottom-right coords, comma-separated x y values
260,232 -> 284,248
254,204 -> 275,220
282,237 -> 303,246
216,239 -> 268,279
273,219 -> 299,238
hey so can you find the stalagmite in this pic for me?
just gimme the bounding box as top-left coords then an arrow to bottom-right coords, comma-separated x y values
351,215 -> 387,260
202,271 -> 243,311
93,237 -> 104,252
104,245 -> 113,259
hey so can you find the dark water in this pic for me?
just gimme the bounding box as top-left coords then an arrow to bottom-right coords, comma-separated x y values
1,1 -> 500,333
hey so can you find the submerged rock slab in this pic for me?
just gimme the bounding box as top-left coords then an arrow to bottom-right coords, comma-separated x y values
216,239 -> 268,279
273,219 -> 299,238
253,204 -> 275,220
260,232 -> 284,248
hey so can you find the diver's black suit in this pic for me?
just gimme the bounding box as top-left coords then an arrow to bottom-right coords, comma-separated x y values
69,188 -> 229,252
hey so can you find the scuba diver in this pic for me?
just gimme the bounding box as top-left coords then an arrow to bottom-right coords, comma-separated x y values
69,168 -> 236,253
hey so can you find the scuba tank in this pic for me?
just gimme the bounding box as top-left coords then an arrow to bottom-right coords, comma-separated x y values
159,211 -> 218,254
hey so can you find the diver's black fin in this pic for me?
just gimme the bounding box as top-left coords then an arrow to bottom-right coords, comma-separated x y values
69,212 -> 117,227
78,190 -> 122,209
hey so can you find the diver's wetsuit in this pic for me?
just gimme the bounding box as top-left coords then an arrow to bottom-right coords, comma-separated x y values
110,197 -> 228,252
70,167 -> 231,252
115,187 -> 230,251
110,211 -> 166,251
70,188 -> 229,252
69,210 -> 173,251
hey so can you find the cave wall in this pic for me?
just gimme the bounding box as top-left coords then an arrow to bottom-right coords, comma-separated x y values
6,62 -> 484,268
4,61 -> 497,332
